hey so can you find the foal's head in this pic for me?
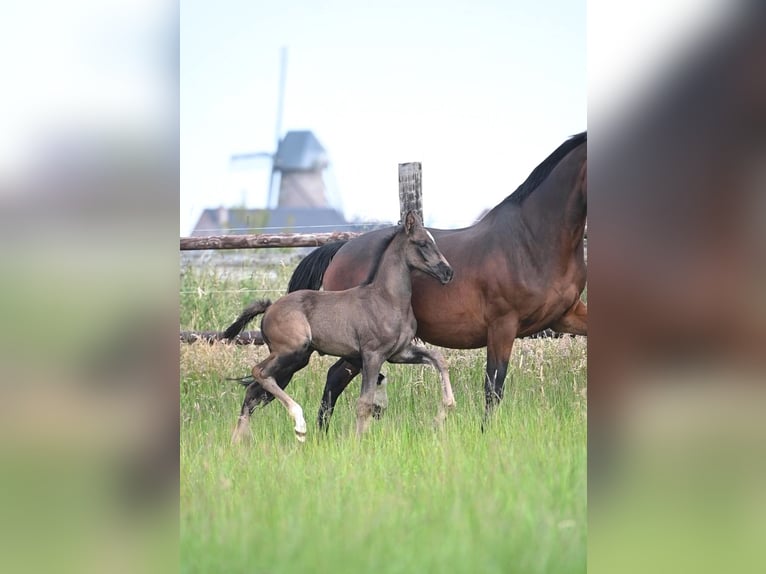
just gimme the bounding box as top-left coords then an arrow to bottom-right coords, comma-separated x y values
402,211 -> 453,285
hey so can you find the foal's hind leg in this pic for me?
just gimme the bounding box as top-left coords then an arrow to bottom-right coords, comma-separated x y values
389,344 -> 456,425
257,371 -> 308,442
232,381 -> 269,444
232,359 -> 308,443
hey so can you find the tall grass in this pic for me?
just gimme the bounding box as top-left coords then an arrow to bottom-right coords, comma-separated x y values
180,259 -> 587,573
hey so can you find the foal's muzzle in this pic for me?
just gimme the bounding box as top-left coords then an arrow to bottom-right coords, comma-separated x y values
437,263 -> 454,285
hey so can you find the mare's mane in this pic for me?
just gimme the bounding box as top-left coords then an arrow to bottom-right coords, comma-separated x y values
497,131 -> 587,208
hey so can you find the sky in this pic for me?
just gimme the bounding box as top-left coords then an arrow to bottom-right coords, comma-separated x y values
181,0 -> 586,233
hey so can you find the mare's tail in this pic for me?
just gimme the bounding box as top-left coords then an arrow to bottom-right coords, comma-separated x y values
287,241 -> 347,292
222,299 -> 272,340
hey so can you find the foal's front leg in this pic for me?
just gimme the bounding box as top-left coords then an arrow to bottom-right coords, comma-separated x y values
318,359 -> 389,432
356,355 -> 385,437
389,344 -> 456,425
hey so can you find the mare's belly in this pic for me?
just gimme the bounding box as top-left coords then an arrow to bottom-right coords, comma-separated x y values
415,317 -> 487,350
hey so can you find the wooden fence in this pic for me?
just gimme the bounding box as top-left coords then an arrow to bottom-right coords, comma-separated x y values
180,231 -> 364,251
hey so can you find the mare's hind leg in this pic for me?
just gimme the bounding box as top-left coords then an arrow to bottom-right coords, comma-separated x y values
318,358 -> 359,431
372,373 -> 389,419
317,359 -> 389,431
389,344 -> 456,425
550,299 -> 587,335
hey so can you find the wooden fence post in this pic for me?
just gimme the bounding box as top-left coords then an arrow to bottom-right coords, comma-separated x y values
398,162 -> 423,224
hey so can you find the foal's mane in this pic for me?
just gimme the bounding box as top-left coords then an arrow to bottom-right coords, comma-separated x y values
360,227 -> 400,286
498,131 -> 587,207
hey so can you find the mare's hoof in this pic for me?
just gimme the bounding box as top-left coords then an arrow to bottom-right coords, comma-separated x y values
372,375 -> 389,418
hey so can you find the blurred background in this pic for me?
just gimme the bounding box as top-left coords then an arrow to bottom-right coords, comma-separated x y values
589,1 -> 766,572
1,0 -> 765,572
0,1 -> 179,573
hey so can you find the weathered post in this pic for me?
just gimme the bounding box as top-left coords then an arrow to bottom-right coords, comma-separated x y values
398,162 -> 423,224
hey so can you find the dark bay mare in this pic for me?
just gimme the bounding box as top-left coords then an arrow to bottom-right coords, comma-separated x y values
288,132 -> 587,429
223,211 -> 455,442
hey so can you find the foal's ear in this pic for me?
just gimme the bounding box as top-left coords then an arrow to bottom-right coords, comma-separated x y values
404,210 -> 422,235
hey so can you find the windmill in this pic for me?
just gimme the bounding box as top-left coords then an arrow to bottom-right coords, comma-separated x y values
229,47 -> 336,212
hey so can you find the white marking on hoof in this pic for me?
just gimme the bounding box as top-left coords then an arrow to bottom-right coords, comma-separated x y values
290,404 -> 307,440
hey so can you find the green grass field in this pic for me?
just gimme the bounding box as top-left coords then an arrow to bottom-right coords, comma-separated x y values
180,258 -> 587,573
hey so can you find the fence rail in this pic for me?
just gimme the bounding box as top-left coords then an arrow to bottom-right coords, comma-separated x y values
180,231 -> 364,251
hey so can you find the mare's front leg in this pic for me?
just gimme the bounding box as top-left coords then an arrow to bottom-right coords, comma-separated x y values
550,299 -> 587,336
356,354 -> 385,437
388,344 -> 456,425
484,317 -> 519,426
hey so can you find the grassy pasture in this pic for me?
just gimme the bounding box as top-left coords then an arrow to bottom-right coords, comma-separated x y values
180,256 -> 587,573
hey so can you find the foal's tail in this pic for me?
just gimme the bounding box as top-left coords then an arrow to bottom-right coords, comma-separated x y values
222,299 -> 272,340
287,241 -> 347,292
227,374 -> 256,387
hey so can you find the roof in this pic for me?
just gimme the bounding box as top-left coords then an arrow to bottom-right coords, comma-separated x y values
273,130 -> 329,172
191,207 -> 348,236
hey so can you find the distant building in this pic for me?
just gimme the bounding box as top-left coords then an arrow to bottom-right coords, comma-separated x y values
190,205 -> 348,236
273,130 -> 330,209
191,130 -> 374,236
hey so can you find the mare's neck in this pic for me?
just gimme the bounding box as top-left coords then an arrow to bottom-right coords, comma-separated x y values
517,148 -> 587,257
